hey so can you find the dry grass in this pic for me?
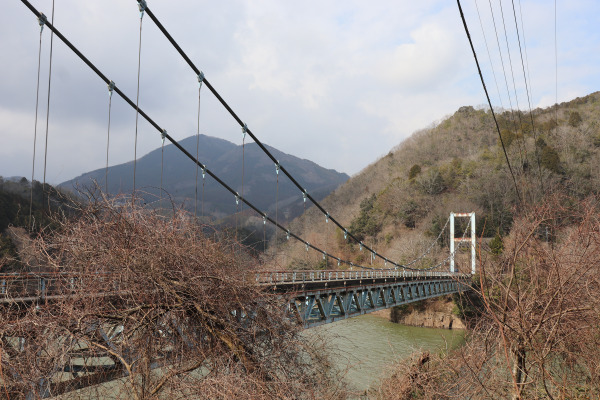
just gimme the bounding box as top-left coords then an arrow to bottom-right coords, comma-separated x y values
0,195 -> 345,399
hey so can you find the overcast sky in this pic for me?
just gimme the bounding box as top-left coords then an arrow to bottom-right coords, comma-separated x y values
1,0 -> 599,184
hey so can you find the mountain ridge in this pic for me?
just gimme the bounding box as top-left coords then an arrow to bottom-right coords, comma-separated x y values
60,134 -> 349,222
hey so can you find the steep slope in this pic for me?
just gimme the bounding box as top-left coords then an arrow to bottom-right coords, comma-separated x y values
60,134 -> 349,222
276,92 -> 600,270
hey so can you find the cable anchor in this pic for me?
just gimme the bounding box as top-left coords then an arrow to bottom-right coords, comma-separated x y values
38,13 -> 47,32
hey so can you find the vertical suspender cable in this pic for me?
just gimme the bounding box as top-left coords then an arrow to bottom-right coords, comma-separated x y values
510,0 -> 544,193
487,0 -> 528,169
275,163 -> 279,259
29,15 -> 45,231
554,0 -> 558,129
42,0 -> 55,218
105,81 -> 115,192
457,0 -> 522,203
133,3 -> 145,194
194,76 -> 203,218
160,133 -> 165,201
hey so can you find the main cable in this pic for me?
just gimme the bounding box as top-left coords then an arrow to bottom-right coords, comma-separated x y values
457,0 -> 522,203
136,1 -> 440,269
20,0 -> 462,273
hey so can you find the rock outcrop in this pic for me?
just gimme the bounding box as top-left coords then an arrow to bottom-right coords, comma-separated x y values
389,296 -> 465,329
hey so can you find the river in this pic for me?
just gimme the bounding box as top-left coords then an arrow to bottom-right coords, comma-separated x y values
308,313 -> 465,395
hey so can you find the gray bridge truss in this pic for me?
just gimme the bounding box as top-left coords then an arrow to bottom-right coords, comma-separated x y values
256,270 -> 471,328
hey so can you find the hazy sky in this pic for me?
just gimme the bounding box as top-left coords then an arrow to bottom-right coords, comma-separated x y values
1,1 -> 599,184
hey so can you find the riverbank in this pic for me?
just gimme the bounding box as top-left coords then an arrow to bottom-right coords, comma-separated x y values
310,313 -> 465,395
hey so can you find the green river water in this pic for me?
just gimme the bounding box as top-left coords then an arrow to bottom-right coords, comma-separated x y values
58,313 -> 464,398
310,313 -> 465,395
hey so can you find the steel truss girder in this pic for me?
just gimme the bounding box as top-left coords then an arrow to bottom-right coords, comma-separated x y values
290,278 -> 467,328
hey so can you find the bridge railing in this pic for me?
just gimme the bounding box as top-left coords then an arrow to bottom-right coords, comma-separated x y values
255,269 -> 466,285
0,272 -> 116,301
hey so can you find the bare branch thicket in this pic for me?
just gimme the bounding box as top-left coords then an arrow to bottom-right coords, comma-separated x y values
0,197 -> 345,399
372,195 -> 600,400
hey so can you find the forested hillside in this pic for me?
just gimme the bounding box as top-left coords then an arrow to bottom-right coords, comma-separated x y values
276,91 -> 600,270
61,134 -> 349,222
0,177 -> 72,271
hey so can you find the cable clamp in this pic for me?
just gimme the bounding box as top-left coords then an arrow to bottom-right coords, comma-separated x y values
263,215 -> 267,225
107,80 -> 115,98
138,0 -> 147,17
302,190 -> 307,203
38,13 -> 47,32
235,193 -> 240,205
306,242 -> 309,251
323,252 -> 326,260
325,213 -> 329,223
359,243 -> 363,251
242,123 -> 248,139
337,259 -> 341,267
201,167 -> 206,179
161,129 -> 167,142
198,71 -> 205,87
275,162 -> 280,175
286,231 -> 290,240
344,230 -> 347,240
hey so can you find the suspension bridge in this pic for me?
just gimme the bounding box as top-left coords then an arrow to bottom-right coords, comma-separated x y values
0,1 -> 480,397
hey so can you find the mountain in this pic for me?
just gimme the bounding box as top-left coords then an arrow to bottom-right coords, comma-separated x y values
60,135 -> 349,221
279,91 -> 600,269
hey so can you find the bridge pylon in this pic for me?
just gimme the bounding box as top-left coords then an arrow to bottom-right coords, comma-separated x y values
449,212 -> 476,275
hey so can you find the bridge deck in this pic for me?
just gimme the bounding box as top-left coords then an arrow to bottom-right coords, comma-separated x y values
256,269 -> 471,328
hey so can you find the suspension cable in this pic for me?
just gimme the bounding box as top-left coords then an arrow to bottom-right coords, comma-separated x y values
195,72 -> 204,218
275,162 -> 280,259
135,1 -> 445,268
487,0 -> 528,170
457,0 -> 522,203
133,1 -> 145,193
105,80 -> 115,192
510,0 -> 544,193
42,0 -> 55,218
29,13 -> 46,231
160,130 -> 165,200
554,0 -> 558,131
20,0 -> 464,273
